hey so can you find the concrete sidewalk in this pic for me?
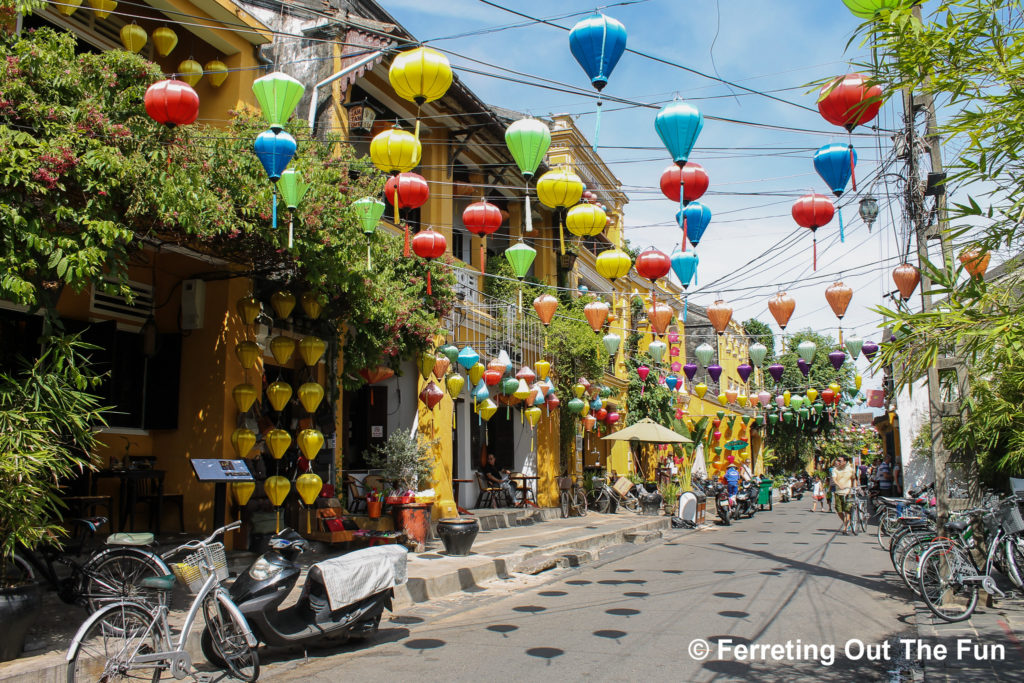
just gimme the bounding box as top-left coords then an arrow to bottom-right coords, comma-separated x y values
914,597 -> 1024,681
0,508 -> 671,682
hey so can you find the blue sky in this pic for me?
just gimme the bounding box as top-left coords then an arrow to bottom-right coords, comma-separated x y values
381,0 -> 909,393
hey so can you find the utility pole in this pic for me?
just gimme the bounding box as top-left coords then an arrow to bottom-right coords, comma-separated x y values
902,4 -> 971,521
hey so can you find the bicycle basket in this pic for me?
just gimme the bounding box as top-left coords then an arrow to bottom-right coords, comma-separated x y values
556,476 -> 572,491
171,542 -> 229,593
1000,502 -> 1024,536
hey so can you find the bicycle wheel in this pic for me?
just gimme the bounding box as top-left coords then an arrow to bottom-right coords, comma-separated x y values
888,528 -> 921,570
590,489 -> 611,514
621,493 -> 640,513
574,488 -> 588,517
857,502 -> 869,533
559,491 -> 570,519
917,544 -> 979,622
876,509 -> 897,550
67,602 -> 161,682
81,548 -> 168,613
203,595 -> 259,681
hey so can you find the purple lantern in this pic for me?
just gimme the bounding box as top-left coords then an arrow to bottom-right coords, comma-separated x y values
828,350 -> 846,371
666,375 -> 679,391
707,364 -> 723,384
797,358 -> 810,377
768,363 -> 785,384
737,363 -> 753,384
862,341 -> 879,361
683,362 -> 698,381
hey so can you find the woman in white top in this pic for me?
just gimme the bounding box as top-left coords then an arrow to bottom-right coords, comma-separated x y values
810,478 -> 825,513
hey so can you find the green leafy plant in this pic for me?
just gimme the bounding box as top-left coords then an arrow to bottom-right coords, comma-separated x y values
0,335 -> 107,585
659,481 -> 680,514
364,430 -> 435,493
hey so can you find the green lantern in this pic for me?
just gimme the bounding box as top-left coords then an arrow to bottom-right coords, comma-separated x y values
841,0 -> 906,19
505,241 -> 537,311
725,415 -> 736,430
252,71 -> 305,132
694,343 -> 714,367
716,410 -> 725,420
755,415 -> 765,427
500,376 -> 519,396
505,118 -> 551,234
352,197 -> 386,270
768,413 -> 779,427
602,333 -> 621,358
567,397 -> 586,415
782,410 -> 794,424
439,344 -> 459,367
278,168 -> 309,249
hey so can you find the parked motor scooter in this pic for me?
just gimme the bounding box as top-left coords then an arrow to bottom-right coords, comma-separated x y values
712,482 -> 737,526
734,480 -> 758,519
203,529 -> 407,663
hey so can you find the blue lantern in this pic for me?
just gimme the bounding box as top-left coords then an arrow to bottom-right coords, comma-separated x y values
254,129 -> 297,231
676,201 -> 712,248
457,346 -> 480,371
568,13 -> 627,153
666,375 -> 679,392
670,249 -> 698,289
590,397 -> 603,412
813,143 -> 857,242
578,285 -> 589,295
655,100 -> 703,166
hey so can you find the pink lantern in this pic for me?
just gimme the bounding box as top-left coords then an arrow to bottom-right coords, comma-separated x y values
726,454 -> 735,464
775,395 -> 785,408
606,412 -> 621,425
748,394 -> 759,408
713,431 -> 722,442
758,390 -> 771,406
637,366 -> 650,381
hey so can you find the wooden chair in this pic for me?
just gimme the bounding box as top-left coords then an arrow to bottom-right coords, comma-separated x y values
474,471 -> 503,509
133,473 -> 184,534
344,474 -> 367,514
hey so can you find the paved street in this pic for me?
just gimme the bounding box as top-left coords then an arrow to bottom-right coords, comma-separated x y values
261,504 -> 953,682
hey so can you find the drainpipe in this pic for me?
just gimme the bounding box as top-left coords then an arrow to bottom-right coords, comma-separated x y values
306,49 -> 391,134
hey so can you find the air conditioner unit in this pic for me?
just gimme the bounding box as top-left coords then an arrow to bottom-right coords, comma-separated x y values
181,278 -> 206,330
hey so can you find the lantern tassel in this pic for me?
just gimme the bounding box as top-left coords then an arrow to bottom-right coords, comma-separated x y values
839,326 -> 844,347
524,187 -> 533,233
272,188 -> 278,230
683,296 -> 688,323
849,143 -> 857,192
403,223 -> 410,259
813,234 -> 817,271
838,206 -> 845,243
679,173 -> 686,252
366,237 -> 372,270
593,99 -> 603,153
480,236 -> 486,275
288,214 -> 294,249
426,268 -> 432,296
559,215 -> 566,255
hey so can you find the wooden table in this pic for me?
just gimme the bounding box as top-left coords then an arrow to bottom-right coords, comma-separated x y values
452,479 -> 474,515
93,469 -> 166,533
511,475 -> 539,508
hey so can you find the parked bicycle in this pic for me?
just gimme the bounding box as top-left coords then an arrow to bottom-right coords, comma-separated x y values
13,516 -> 172,613
848,487 -> 870,535
65,521 -> 258,682
558,476 -> 588,518
588,476 -> 640,514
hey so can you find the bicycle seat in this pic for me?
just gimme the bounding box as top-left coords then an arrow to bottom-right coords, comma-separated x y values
139,574 -> 176,591
107,532 -> 155,546
945,519 -> 970,533
897,517 -> 930,528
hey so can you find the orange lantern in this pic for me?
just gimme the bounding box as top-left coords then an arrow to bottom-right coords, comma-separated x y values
707,300 -> 733,335
959,248 -> 991,279
892,263 -> 920,300
533,294 -> 559,326
768,291 -> 796,330
825,281 -> 853,319
646,302 -> 673,335
583,301 -> 609,332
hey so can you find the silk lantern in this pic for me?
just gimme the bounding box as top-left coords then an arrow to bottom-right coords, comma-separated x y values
120,24 -> 147,53
301,293 -> 322,320
603,333 -> 621,358
266,429 -> 291,459
463,200 -> 503,273
152,26 -> 178,55
892,263 -> 920,300
386,172 -> 430,255
535,359 -> 551,381
584,301 -> 609,332
411,229 -> 447,296
818,74 -> 883,132
959,248 -> 991,278
177,59 -> 203,87
232,481 -> 255,507
458,346 -> 480,371
660,162 -> 709,205
236,295 -> 260,325
267,381 -> 292,411
298,382 -> 324,413
595,248 -> 632,282
57,0 -> 82,16
352,196 -> 386,269
792,194 -> 835,270
505,118 -> 551,234
677,201 -> 713,250
297,429 -> 324,460
694,343 -> 714,367
235,341 -> 260,370
419,382 -> 445,410
695,382 -> 708,398
299,336 -> 326,366
206,60 -> 229,88
254,129 -> 297,230
656,99 -> 704,250
707,300 -> 733,336
533,294 -> 558,326
671,250 -> 698,290
748,342 -> 767,368
264,476 -> 290,532
278,168 -> 309,249
144,79 -> 199,127
566,203 -> 607,237
232,384 -> 258,412
231,428 -> 256,459
768,291 -> 796,330
842,0 -> 907,18
271,290 -> 296,319
536,167 -> 584,254
505,241 -> 537,310
252,71 -> 305,132
88,0 -> 116,19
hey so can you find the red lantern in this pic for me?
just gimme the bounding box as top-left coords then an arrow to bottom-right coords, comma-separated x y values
419,381 -> 444,409
385,172 -> 429,209
818,73 -> 883,132
144,79 -> 199,127
606,411 -> 620,425
411,229 -> 447,295
484,369 -> 503,386
594,408 -> 608,422
821,389 -> 836,405
659,163 -> 709,204
635,248 -> 671,282
792,194 -> 835,270
462,201 -> 503,274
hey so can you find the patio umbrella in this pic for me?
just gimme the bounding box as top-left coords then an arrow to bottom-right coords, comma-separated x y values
602,418 -> 692,444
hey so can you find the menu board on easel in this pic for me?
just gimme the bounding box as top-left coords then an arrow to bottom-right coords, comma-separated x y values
190,459 -> 254,482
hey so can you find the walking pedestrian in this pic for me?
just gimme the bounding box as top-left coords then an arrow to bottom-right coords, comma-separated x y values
810,476 -> 825,512
832,455 -> 857,534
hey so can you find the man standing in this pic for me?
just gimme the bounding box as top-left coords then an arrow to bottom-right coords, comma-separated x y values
876,455 -> 894,497
832,455 -> 857,534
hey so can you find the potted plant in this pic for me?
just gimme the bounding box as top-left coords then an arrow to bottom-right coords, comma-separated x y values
366,430 -> 435,548
660,482 -> 681,516
0,336 -> 107,661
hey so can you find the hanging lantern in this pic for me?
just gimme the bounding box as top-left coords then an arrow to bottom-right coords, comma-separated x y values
299,336 -> 326,366
266,429 -> 291,459
862,341 -> 880,360
457,346 -> 480,371
768,291 -> 796,330
505,118 -> 551,234
56,0 -> 82,16
409,229 -> 446,297
535,359 -> 551,381
270,337 -> 294,368
595,248 -> 632,282
818,73 -> 883,132
676,201 -> 713,250
655,100 -> 703,165
352,196 -> 386,269
514,379 -> 531,402
536,167 -> 584,254
892,263 -> 920,300
265,292 -> 294,321
232,481 -> 255,507
959,249 -> 991,279
370,127 -> 422,176
707,365 -> 723,384
748,343 -> 767,368
478,398 -> 498,422
152,26 -> 178,56
792,194 -> 835,270
603,333 -> 621,357
385,172 -> 430,214
88,0 -> 117,20
438,344 -> 459,367
648,340 -> 667,364
463,200 -> 503,274
647,302 -> 673,335
254,129 -> 297,183
298,382 -> 325,413
296,473 -> 323,506
277,168 -> 309,249
568,12 -> 627,150
205,60 -> 229,88
659,163 -> 709,205
814,143 -> 858,239
828,350 -> 847,371
758,390 -> 771,405
525,406 -> 542,428
635,248 -> 671,283
230,428 -> 256,459
769,364 -> 785,384
797,340 -> 817,364
825,281 -> 853,320
232,384 -> 258,412
859,195 -> 880,232
797,359 -> 810,377
264,475 -> 290,505
566,203 -> 607,237
533,294 -> 558,326
694,343 -> 714,367
144,79 -> 199,127
433,356 -> 451,381
694,383 -> 708,399
418,351 -> 436,381
737,364 -> 753,384
252,71 -> 305,132
177,59 -> 203,87
683,363 -> 698,381
388,47 -> 453,106
841,0 -> 907,18
725,389 -> 739,405
447,374 -> 465,400
266,381 -> 293,411
301,293 -> 322,320
845,336 -> 863,360
855,374 -> 863,390
120,24 -> 147,53
707,300 -> 733,335
418,382 -> 445,410
584,301 -> 610,332
469,363 -> 486,386
234,341 -> 260,370
806,388 -> 819,403
515,366 -> 536,385
236,295 -> 260,325
297,429 -> 324,460
670,250 -> 698,289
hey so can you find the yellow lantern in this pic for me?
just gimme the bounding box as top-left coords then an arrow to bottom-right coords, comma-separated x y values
119,24 -> 147,53
297,429 -> 324,460
572,383 -> 586,399
513,379 -> 530,401
205,60 -> 228,87
855,374 -> 862,390
299,337 -> 326,366
446,374 -> 465,399
266,381 -> 293,411
232,383 -> 258,412
298,382 -> 324,413
56,0 -> 82,16
536,167 -> 584,210
477,398 -> 498,422
230,428 -> 256,458
232,481 -> 255,507
469,362 -> 485,386
271,290 -> 296,319
177,59 -> 203,87
525,406 -> 542,428
695,383 -> 708,399
88,0 -> 116,20
737,393 -> 748,408
152,27 -> 178,56
388,47 -> 453,106
807,388 -> 819,403
296,472 -> 322,505
264,475 -> 290,532
717,393 -> 728,406
535,359 -> 550,381
301,292 -> 323,320
783,390 -> 792,407
236,295 -> 261,325
565,203 -> 607,237
370,127 -> 421,174
829,382 -> 842,396
235,341 -> 260,370
417,350 -> 434,381
595,248 -> 633,282
266,429 -> 291,459
269,336 -> 295,365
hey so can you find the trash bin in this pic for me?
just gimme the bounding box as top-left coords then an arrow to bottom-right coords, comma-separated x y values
758,479 -> 774,510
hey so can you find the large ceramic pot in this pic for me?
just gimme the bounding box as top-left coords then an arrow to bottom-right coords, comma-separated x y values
0,582 -> 41,662
436,517 -> 479,556
392,503 -> 432,549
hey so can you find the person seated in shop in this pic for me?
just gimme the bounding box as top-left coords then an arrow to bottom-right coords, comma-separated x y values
480,448 -> 518,506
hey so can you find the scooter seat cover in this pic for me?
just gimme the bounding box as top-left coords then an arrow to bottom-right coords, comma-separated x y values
311,545 -> 408,612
